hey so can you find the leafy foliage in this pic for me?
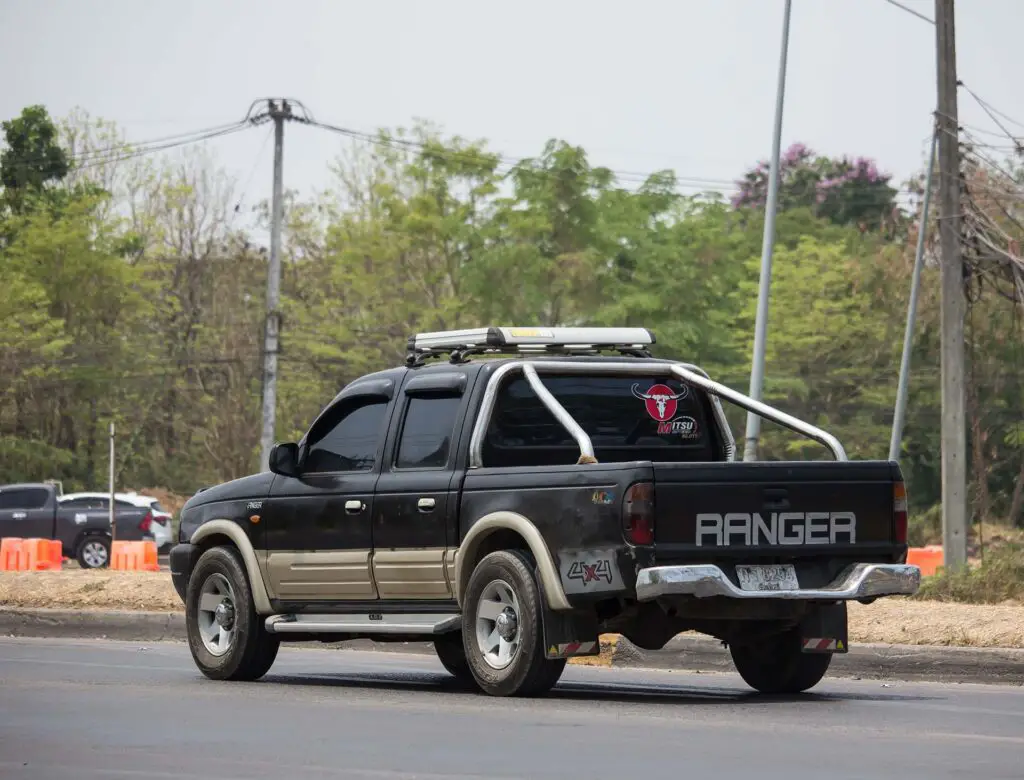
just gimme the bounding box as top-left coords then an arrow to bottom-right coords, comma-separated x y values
0,104 -> 1022,533
733,142 -> 901,232
1,105 -> 70,214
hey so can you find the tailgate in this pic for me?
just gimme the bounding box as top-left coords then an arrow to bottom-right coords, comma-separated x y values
650,460 -> 903,562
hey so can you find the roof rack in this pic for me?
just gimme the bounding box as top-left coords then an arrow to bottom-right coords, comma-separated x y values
406,326 -> 656,366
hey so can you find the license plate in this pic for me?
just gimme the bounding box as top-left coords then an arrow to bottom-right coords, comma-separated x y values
735,564 -> 799,592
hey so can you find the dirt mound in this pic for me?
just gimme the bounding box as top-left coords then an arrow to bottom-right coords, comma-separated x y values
0,570 -> 181,612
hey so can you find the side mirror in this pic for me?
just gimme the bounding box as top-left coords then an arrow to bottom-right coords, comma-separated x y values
268,442 -> 300,477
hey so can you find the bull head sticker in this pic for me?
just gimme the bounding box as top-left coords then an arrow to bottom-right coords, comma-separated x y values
631,383 -> 688,422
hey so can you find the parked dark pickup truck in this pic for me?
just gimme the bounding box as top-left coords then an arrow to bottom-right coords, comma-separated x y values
170,327 -> 919,697
0,482 -> 157,568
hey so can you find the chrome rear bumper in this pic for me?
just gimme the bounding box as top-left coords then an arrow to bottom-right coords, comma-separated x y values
635,562 -> 920,602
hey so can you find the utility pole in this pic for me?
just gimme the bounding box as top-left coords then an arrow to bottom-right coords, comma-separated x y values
743,0 -> 793,462
935,0 -> 968,571
259,99 -> 291,473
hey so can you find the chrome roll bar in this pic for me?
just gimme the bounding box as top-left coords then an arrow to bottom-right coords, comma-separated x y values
467,360 -> 847,468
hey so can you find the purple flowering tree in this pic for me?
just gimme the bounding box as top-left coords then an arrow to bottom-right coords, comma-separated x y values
732,143 -> 899,230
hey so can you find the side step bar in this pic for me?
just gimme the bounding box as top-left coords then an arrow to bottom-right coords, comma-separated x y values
265,612 -> 461,635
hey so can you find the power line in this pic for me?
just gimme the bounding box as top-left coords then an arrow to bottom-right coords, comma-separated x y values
3,120 -> 252,172
73,123 -> 252,172
307,117 -> 740,191
960,82 -> 1024,152
882,0 -> 934,24
66,121 -> 250,162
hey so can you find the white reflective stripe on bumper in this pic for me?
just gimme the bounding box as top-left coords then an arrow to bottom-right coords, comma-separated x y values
634,562 -> 921,601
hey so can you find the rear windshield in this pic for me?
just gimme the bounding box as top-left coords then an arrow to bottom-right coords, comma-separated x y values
482,373 -> 723,467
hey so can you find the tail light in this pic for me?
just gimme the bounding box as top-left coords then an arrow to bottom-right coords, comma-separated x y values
139,510 -> 153,534
152,515 -> 168,526
893,481 -> 908,544
623,482 -> 654,545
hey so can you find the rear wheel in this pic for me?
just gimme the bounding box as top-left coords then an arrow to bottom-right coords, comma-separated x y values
729,627 -> 832,694
77,536 -> 110,569
462,550 -> 566,697
185,546 -> 279,681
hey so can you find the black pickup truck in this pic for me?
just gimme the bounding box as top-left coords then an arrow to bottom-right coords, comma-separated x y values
0,482 -> 113,568
170,327 -> 919,697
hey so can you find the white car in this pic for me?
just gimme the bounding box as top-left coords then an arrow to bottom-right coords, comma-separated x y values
58,491 -> 174,551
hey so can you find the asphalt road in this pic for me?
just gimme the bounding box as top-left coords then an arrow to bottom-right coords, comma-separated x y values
1,638 -> 1022,780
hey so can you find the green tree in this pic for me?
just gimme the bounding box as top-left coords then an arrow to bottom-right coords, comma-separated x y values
1,105 -> 70,214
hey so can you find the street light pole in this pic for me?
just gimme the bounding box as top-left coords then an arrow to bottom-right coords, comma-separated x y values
743,0 -> 793,462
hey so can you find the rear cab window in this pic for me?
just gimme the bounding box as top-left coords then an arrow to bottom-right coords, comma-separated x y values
0,487 -> 51,510
482,372 -> 725,468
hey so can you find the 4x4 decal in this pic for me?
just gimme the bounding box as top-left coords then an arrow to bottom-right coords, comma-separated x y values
559,548 -> 622,594
567,560 -> 614,586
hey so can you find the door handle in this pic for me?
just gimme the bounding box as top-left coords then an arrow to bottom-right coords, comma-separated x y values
12,512 -> 26,520
345,500 -> 365,514
417,498 -> 436,512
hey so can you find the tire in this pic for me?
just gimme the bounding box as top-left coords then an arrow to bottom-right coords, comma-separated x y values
77,536 -> 111,569
432,630 -> 479,687
185,546 -> 280,681
433,631 -> 476,685
462,550 -> 566,697
729,627 -> 832,694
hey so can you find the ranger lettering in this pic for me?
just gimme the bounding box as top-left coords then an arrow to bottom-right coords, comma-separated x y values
695,512 -> 857,546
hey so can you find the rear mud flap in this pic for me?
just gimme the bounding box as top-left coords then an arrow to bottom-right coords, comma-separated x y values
536,565 -> 600,659
798,602 -> 849,654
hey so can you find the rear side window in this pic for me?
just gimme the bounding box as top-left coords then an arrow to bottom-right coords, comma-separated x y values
0,488 -> 50,510
60,497 -> 105,510
396,396 -> 461,469
483,374 -> 720,467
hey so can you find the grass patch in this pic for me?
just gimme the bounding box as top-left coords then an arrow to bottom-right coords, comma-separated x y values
913,543 -> 1024,604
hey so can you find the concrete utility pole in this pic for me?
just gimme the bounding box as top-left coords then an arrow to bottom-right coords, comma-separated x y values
259,99 -> 292,473
889,122 -> 938,462
935,0 -> 968,571
743,0 -> 793,462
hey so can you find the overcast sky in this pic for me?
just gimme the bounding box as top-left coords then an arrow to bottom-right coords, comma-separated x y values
2,0 -> 1021,226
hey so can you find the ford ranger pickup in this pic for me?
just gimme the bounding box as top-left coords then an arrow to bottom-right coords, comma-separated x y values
169,326 -> 919,697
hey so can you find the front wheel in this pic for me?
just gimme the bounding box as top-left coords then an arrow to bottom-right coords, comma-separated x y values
462,550 -> 566,697
729,627 -> 832,694
185,546 -> 279,681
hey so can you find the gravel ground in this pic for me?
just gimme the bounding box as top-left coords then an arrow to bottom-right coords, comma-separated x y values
1,569 -> 1022,648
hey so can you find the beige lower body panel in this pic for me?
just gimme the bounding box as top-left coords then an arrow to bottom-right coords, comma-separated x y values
266,550 -> 377,600
372,548 -> 452,599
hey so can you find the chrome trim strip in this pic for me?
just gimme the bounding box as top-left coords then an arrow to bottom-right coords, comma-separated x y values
265,613 -> 461,634
467,359 -> 843,468
634,562 -> 920,601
